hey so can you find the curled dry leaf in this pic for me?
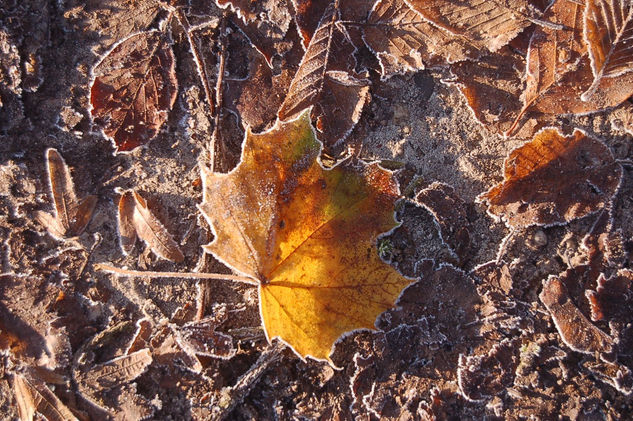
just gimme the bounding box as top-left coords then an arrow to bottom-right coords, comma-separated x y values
587,269 -> 633,322
582,0 -> 633,101
540,276 -> 615,360
408,0 -> 539,53
199,111 -> 412,362
292,0 -> 331,48
90,31 -> 178,153
35,148 -> 96,239
278,1 -> 370,150
479,128 -> 622,229
362,0 -> 479,77
13,373 -> 78,421
117,190 -> 184,262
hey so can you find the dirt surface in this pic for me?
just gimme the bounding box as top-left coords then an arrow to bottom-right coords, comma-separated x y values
2,1 -> 633,420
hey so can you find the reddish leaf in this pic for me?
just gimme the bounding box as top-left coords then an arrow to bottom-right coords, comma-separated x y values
90,31 -> 178,153
479,128 -> 622,228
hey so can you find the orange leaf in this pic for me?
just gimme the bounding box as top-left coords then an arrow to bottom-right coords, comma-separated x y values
479,128 -> 622,228
199,111 -> 411,362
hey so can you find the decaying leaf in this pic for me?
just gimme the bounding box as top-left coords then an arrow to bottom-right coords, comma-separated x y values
448,46 -> 526,135
76,348 -> 152,392
582,0 -> 633,101
479,128 -> 622,228
35,148 -> 96,239
362,0 -> 479,77
587,269 -> 633,322
408,0 -> 540,53
292,0 -> 331,47
90,30 -> 178,152
117,190 -> 184,262
199,112 -> 411,362
415,182 -> 471,261
540,276 -> 615,360
278,1 -> 370,149
13,373 -> 78,421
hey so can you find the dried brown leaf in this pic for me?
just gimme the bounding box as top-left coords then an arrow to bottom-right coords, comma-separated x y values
36,148 -> 96,239
278,1 -> 370,149
117,190 -> 137,255
13,373 -> 78,421
292,0 -> 331,47
540,276 -> 615,359
582,0 -> 633,101
362,0 -> 480,77
77,348 -> 152,392
479,128 -> 622,228
124,190 -> 184,262
587,269 -> 633,322
90,31 -> 178,152
408,0 -> 539,52
177,317 -> 236,359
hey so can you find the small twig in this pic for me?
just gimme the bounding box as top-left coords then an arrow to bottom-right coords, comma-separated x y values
76,233 -> 102,281
212,340 -> 285,420
173,8 -> 215,116
210,15 -> 228,172
95,263 -> 259,286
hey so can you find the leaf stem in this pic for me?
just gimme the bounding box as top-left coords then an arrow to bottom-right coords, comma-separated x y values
95,263 -> 259,286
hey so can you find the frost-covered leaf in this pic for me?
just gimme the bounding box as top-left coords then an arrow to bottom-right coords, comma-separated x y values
479,128 -> 622,228
77,348 -> 152,391
35,148 -> 96,239
199,112 -> 411,362
582,0 -> 633,101
117,190 -> 184,262
90,31 -> 178,152
278,1 -> 370,149
362,0 -> 479,77
13,373 -> 78,421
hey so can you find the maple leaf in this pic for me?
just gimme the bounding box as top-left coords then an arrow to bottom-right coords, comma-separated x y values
90,30 -> 178,153
479,128 -> 622,229
198,111 -> 411,362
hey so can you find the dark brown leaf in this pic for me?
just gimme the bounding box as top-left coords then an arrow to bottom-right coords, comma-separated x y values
415,182 -> 471,261
278,1 -> 370,149
35,148 -> 96,239
90,31 -> 178,152
540,276 -> 615,360
362,0 -> 480,77
587,269 -> 633,322
13,373 -> 78,421
292,0 -> 331,47
77,348 -> 152,392
177,317 -> 236,359
479,128 -> 622,228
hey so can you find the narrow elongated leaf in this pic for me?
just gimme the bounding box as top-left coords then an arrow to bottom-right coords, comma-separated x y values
408,0 -> 539,52
90,31 -> 178,152
13,374 -> 78,421
77,348 -> 152,391
278,1 -> 369,148
362,0 -> 479,77
127,190 -> 184,262
36,148 -> 96,239
582,0 -> 633,100
117,190 -> 137,255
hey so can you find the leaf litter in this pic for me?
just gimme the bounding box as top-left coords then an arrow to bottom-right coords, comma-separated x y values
3,0 -> 633,418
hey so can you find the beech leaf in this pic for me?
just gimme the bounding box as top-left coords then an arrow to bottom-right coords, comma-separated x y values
199,111 -> 412,362
582,0 -> 633,101
479,128 -> 622,228
90,31 -> 178,153
117,190 -> 184,262
408,0 -> 539,53
362,0 -> 480,76
76,348 -> 152,392
278,1 -> 370,149
35,148 -> 96,239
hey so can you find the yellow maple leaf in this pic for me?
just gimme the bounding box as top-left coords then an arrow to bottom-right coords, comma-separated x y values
199,111 -> 412,362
